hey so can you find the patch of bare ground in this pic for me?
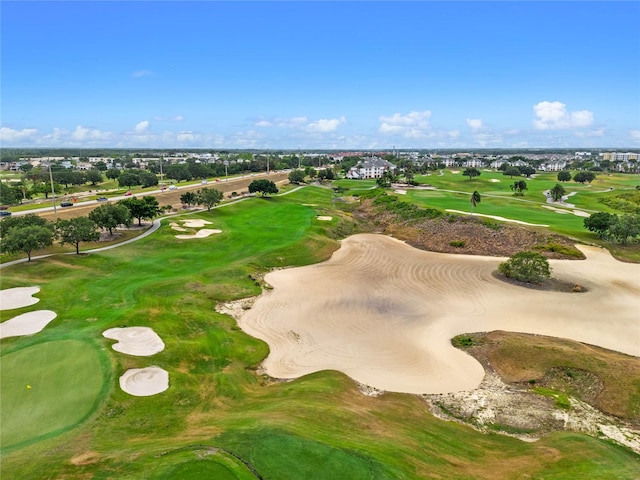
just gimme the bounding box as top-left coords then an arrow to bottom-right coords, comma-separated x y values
354,198 -> 584,259
423,331 -> 640,453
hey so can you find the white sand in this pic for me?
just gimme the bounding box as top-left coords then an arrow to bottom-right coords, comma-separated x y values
0,310 -> 57,339
446,209 -> 549,227
170,222 -> 188,232
102,327 -> 165,356
175,229 -> 222,239
394,189 -> 407,195
317,216 -> 333,221
489,179 -> 500,182
182,219 -> 212,228
1,286 -> 41,310
119,367 -> 169,396
239,234 -> 640,395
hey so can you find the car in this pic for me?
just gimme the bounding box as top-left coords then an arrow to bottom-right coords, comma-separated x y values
60,201 -> 74,207
168,185 -> 178,190
124,191 -> 133,196
0,211 -> 11,217
97,197 -> 108,202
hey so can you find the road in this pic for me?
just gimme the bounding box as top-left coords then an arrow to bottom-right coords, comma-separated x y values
14,171 -> 290,221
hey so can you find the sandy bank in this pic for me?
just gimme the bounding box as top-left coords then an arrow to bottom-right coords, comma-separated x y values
238,234 -> 640,394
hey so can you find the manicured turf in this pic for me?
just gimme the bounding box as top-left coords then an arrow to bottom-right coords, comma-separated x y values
0,339 -> 109,450
1,185 -> 639,479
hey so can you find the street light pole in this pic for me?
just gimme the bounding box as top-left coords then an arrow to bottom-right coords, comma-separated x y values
48,163 -> 57,219
224,160 -> 229,183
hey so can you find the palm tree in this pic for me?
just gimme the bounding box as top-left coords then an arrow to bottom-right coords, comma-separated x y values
470,190 -> 481,214
549,184 -> 566,202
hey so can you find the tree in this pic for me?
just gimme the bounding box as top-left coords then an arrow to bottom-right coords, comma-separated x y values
118,171 -> 140,188
288,169 -> 306,184
119,196 -> 161,226
0,182 -> 22,205
166,164 -> 193,182
498,251 -> 551,284
510,180 -> 528,196
0,225 -> 54,261
85,169 -> 103,186
0,213 -> 52,237
519,165 -> 536,177
549,184 -> 566,202
248,179 -> 278,197
105,169 -> 121,180
197,187 -> 223,211
462,167 -> 481,180
503,166 -> 521,178
573,171 -> 596,184
56,217 -> 100,254
318,168 -> 335,181
89,203 -> 132,235
608,214 -> 640,244
583,212 -> 616,238
180,191 -> 198,207
557,171 -> 572,182
139,171 -> 159,188
470,190 -> 481,214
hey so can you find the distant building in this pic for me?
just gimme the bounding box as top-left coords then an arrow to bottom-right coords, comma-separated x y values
346,157 -> 396,179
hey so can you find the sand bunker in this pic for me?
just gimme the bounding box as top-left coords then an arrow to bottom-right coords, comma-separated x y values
1,286 -> 41,310
541,205 -> 591,218
317,216 -> 333,221
0,310 -> 57,339
102,327 -> 165,356
394,189 -> 407,195
489,179 -> 500,182
170,222 -> 188,232
175,229 -> 222,239
446,209 -> 549,227
182,219 -> 212,228
239,234 -> 640,395
119,367 -> 169,396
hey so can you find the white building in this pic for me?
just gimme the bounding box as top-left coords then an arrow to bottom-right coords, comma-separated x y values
346,157 -> 396,179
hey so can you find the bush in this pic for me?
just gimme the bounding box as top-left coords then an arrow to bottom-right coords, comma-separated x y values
498,251 -> 551,284
449,240 -> 466,248
533,243 -> 583,258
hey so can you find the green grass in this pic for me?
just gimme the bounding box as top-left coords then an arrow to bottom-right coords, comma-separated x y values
1,185 -> 639,479
0,339 -> 109,450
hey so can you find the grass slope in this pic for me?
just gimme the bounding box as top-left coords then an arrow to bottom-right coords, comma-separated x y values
1,186 -> 639,479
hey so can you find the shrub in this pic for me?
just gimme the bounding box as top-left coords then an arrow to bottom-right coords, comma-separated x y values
449,240 -> 466,248
533,243 -> 583,258
498,251 -> 551,284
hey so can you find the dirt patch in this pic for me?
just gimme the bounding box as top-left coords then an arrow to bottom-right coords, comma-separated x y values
70,451 -> 101,466
355,198 -> 584,260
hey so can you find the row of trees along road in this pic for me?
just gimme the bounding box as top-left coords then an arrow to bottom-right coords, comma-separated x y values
0,196 -> 163,260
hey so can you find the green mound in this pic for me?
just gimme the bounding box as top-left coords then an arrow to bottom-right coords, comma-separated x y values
0,339 -> 108,450
218,430 -> 393,480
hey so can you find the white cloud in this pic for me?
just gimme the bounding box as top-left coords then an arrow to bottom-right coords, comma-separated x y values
379,110 -> 431,137
132,70 -> 153,78
306,116 -> 346,133
533,101 -> 594,130
255,116 -> 308,129
71,125 -> 112,141
134,120 -> 149,133
153,115 -> 184,122
466,118 -> 483,130
629,130 -> 640,141
0,127 -> 38,143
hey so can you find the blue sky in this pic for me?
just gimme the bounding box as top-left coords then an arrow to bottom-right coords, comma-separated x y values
2,1 -> 639,149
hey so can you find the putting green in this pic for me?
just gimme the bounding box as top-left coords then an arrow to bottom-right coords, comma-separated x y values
0,338 -> 108,450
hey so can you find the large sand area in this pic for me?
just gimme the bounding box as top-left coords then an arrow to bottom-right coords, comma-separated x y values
239,234 -> 640,394
1,286 -> 41,310
0,311 -> 58,339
